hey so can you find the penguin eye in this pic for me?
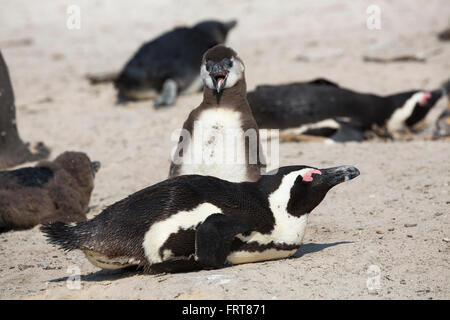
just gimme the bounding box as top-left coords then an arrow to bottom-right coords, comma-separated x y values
223,58 -> 233,69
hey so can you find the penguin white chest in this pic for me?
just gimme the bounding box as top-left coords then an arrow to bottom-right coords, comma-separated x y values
179,108 -> 249,182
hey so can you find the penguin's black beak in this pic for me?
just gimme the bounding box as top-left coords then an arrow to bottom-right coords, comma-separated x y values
318,166 -> 360,188
209,60 -> 231,94
90,161 -> 101,177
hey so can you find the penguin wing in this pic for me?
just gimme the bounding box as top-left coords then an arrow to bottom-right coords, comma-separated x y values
196,214 -> 252,268
0,166 -> 54,189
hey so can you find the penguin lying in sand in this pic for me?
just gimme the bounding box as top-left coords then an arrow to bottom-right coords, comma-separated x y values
169,45 -> 265,182
41,164 -> 359,273
114,20 -> 237,107
0,152 -> 100,232
247,78 -> 445,141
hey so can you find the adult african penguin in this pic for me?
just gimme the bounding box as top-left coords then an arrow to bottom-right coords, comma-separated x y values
247,78 -> 445,140
169,45 -> 265,182
114,20 -> 237,107
0,152 -> 100,232
41,165 -> 359,273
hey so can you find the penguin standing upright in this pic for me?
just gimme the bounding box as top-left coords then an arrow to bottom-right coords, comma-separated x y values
114,20 -> 237,107
169,45 -> 265,182
41,164 -> 360,273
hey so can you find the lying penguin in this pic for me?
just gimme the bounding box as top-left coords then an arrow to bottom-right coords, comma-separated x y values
0,152 -> 100,232
41,164 -> 359,273
169,45 -> 265,182
247,78 -> 445,141
114,20 -> 237,107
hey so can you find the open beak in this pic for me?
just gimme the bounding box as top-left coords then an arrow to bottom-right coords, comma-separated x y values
209,63 -> 229,94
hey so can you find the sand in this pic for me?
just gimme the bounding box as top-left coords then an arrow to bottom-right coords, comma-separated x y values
0,0 -> 449,299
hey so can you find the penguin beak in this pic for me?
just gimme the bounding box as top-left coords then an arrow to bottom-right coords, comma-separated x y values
90,161 -> 101,176
209,63 -> 229,94
318,166 -> 360,188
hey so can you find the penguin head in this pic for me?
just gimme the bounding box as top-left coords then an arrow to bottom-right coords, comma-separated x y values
200,45 -> 245,94
405,90 -> 444,127
194,20 -> 237,44
260,165 -> 360,217
54,152 -> 100,186
389,90 -> 443,129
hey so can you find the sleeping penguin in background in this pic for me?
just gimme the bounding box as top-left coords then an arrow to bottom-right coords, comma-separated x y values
0,152 -> 100,232
247,78 -> 446,142
114,19 -> 237,107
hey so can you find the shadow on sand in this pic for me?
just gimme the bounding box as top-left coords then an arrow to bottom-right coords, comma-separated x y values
48,241 -> 353,283
48,266 -> 142,284
292,241 -> 353,258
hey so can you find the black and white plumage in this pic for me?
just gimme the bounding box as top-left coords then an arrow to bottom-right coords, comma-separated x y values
169,45 -> 265,182
114,20 -> 237,107
41,165 -> 359,273
247,78 -> 445,141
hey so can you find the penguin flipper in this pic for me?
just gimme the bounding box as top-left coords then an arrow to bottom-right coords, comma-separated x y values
196,214 -> 251,269
154,79 -> 178,107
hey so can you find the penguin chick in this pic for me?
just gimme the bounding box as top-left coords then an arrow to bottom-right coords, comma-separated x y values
169,45 -> 265,182
0,152 -> 100,232
114,20 -> 237,107
41,165 -> 359,274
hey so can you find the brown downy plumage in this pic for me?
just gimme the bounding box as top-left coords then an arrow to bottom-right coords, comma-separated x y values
0,151 -> 100,232
169,45 -> 265,182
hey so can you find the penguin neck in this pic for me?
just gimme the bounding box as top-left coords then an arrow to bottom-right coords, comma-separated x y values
202,78 -> 249,109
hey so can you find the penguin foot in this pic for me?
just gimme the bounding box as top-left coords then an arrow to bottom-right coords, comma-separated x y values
154,79 -> 177,108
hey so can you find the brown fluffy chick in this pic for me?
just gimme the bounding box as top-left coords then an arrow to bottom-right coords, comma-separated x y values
0,151 -> 100,232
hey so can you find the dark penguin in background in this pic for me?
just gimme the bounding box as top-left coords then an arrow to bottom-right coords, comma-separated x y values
0,51 -> 50,169
0,152 -> 100,232
114,20 -> 237,107
247,78 -> 445,141
41,164 -> 359,273
433,78 -> 450,139
169,45 -> 265,182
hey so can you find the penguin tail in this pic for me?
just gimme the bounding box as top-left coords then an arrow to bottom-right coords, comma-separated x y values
40,222 -> 87,251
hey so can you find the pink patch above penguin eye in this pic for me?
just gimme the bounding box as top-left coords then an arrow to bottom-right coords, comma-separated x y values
302,169 -> 322,182
419,91 -> 431,106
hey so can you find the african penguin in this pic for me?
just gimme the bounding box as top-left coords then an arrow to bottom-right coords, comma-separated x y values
0,152 -> 100,232
433,79 -> 450,139
0,51 -> 50,169
247,78 -> 445,141
169,45 -> 265,182
41,165 -> 360,273
114,20 -> 237,107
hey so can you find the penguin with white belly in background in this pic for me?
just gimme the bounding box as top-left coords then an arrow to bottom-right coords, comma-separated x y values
169,45 -> 265,182
41,164 -> 360,273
